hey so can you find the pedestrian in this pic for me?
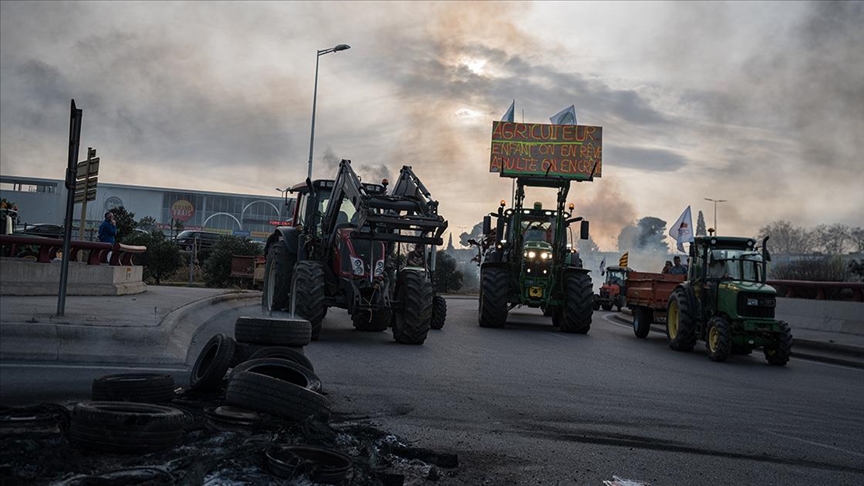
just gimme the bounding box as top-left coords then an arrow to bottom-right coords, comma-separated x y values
661,261 -> 672,274
98,211 -> 117,244
669,256 -> 687,275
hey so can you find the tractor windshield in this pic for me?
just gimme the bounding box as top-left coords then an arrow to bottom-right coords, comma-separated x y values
521,221 -> 552,243
709,249 -> 765,283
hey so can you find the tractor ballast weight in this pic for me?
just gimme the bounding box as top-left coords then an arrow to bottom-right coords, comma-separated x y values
262,159 -> 448,344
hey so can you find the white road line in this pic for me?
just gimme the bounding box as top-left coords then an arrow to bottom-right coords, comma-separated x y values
763,430 -> 864,459
0,363 -> 188,372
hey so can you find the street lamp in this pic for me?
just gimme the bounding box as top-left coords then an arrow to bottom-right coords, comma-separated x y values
276,187 -> 290,221
704,198 -> 728,235
307,43 -> 351,180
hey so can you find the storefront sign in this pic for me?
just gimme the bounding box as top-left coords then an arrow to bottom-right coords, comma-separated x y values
170,199 -> 195,222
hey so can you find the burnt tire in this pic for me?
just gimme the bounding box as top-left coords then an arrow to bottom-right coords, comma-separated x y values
479,267 -> 508,328
560,272 -> 593,334
291,261 -> 326,341
352,308 -> 391,332
430,295 -> 447,330
69,402 -> 185,454
190,334 -> 236,391
248,346 -> 313,372
92,374 -> 175,403
225,370 -> 330,421
706,316 -> 732,362
392,270 -> 432,344
234,316 -> 311,347
666,288 -> 697,351
632,306 -> 653,339
764,320 -> 793,366
262,243 -> 296,313
231,357 -> 321,393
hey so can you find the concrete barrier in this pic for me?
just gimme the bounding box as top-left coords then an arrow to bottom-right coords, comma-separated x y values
776,298 -> 864,335
0,258 -> 145,296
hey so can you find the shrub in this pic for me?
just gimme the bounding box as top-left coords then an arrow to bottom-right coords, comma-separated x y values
433,251 -> 463,293
202,236 -> 262,288
123,230 -> 183,285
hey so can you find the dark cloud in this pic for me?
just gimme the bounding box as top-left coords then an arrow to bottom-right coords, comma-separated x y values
606,146 -> 688,172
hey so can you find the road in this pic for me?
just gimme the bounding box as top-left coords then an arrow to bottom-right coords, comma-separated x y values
2,298 -> 863,485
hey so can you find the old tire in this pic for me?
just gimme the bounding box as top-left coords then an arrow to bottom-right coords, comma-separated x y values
70,402 -> 185,454
430,295 -> 447,330
706,316 -> 732,362
478,267 -> 508,328
248,346 -> 313,372
352,308 -> 391,332
190,334 -> 236,391
764,320 -> 793,366
291,261 -> 326,341
231,357 -> 321,393
92,374 -> 175,403
392,270 -> 432,344
666,288 -> 697,351
560,272 -> 593,334
632,306 -> 653,339
225,370 -> 330,421
262,243 -> 296,313
235,316 -> 311,347
231,342 -> 266,366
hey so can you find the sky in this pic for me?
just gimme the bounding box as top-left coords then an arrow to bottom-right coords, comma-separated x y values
1,1 -> 862,251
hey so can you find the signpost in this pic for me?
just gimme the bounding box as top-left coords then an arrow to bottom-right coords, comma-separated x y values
58,100 -> 83,317
489,121 -> 603,180
76,147 -> 99,242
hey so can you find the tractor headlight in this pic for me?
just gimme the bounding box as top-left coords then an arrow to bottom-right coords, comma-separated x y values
351,257 -> 364,276
528,251 -> 537,259
540,251 -> 551,260
374,259 -> 385,277
747,298 -> 759,306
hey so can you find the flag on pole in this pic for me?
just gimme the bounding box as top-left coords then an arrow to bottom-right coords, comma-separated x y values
501,100 -> 515,122
599,256 -> 606,275
669,206 -> 695,253
549,105 -> 577,125
619,252 -> 629,268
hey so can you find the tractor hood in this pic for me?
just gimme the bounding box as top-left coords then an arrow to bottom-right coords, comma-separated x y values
719,281 -> 776,295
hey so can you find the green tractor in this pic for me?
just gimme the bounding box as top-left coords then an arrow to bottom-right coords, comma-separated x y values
477,177 -> 593,332
667,235 -> 793,364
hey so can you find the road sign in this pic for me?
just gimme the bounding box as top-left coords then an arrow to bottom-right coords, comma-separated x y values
73,187 -> 97,204
76,157 -> 100,180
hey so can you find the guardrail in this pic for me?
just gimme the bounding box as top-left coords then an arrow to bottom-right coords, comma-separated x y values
767,279 -> 864,302
0,235 -> 146,266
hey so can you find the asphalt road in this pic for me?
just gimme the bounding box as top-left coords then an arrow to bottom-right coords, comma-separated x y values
2,298 -> 863,485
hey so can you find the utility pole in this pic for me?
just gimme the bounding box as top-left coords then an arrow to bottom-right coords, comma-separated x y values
704,198 -> 727,235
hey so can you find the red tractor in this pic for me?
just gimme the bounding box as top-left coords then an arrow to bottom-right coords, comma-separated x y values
593,265 -> 629,312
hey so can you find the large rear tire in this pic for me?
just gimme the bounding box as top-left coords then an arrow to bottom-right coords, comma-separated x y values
430,295 -> 447,330
764,320 -> 793,366
262,243 -> 295,313
560,272 -> 593,334
666,288 -> 697,351
392,270 -> 432,344
632,306 -> 652,339
291,261 -> 326,341
478,267 -> 508,328
706,316 -> 732,362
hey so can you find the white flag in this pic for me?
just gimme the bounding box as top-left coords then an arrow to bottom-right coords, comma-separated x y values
501,100 -> 515,122
669,206 -> 694,253
599,256 -> 606,275
550,105 -> 577,125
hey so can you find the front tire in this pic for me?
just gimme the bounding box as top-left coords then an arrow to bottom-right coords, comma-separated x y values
666,288 -> 697,351
706,316 -> 732,362
560,272 -> 593,334
430,295 -> 447,330
262,243 -> 295,313
392,270 -> 432,344
632,306 -> 652,339
291,261 -> 326,341
764,320 -> 793,366
479,267 -> 509,328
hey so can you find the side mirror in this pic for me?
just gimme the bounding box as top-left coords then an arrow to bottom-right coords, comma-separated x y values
482,215 -> 491,236
580,220 -> 589,240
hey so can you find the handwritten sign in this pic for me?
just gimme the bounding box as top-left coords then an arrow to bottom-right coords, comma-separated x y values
489,122 -> 603,180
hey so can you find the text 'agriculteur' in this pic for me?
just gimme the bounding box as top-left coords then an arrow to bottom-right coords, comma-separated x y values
489,122 -> 603,180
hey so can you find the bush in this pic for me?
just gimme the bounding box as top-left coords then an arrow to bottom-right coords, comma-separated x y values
123,230 -> 183,284
770,255 -> 850,282
433,251 -> 463,293
202,236 -> 263,288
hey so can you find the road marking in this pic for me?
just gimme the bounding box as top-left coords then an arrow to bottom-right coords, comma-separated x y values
763,430 -> 864,459
0,363 -> 188,372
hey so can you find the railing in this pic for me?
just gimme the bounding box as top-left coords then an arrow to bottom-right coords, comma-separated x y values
0,235 -> 146,266
767,279 -> 864,302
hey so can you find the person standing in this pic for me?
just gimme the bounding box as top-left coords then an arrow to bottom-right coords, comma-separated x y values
661,261 -> 673,274
98,211 -> 117,244
669,256 -> 688,275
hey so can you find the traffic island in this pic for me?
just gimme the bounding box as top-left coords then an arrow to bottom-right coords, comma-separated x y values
0,258 -> 146,296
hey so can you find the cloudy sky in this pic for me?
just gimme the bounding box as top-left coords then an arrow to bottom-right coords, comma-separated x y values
1,1 -> 862,250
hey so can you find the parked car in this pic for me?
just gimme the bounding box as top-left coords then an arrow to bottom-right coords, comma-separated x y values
174,230 -> 222,259
18,223 -> 81,239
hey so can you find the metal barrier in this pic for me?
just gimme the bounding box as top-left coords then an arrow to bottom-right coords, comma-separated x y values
0,235 -> 146,266
767,279 -> 864,302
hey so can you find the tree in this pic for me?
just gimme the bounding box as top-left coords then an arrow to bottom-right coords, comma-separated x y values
696,211 -> 707,236
617,225 -> 639,252
758,220 -> 814,255
636,217 -> 670,253
459,222 -> 485,248
433,251 -> 463,293
124,230 -> 183,284
109,206 -> 137,244
202,235 -> 262,288
851,227 -> 864,254
813,224 -> 852,255
138,216 -> 157,233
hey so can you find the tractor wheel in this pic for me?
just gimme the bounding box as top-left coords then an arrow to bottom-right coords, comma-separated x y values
666,288 -> 697,351
592,299 -> 601,311
560,272 -> 593,334
601,303 -> 613,311
632,306 -> 652,339
392,270 -> 432,344
291,261 -> 326,341
478,267 -> 509,328
352,308 -> 391,332
764,320 -> 793,366
706,316 -> 732,362
431,295 -> 447,330
262,243 -> 295,313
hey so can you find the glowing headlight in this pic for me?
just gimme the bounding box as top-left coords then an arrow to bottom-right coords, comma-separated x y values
351,257 -> 364,276
528,251 -> 537,259
374,259 -> 385,277
540,252 -> 551,260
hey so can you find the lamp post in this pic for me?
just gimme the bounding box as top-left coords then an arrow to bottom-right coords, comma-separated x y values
307,43 -> 351,180
704,198 -> 727,235
275,187 -> 289,221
